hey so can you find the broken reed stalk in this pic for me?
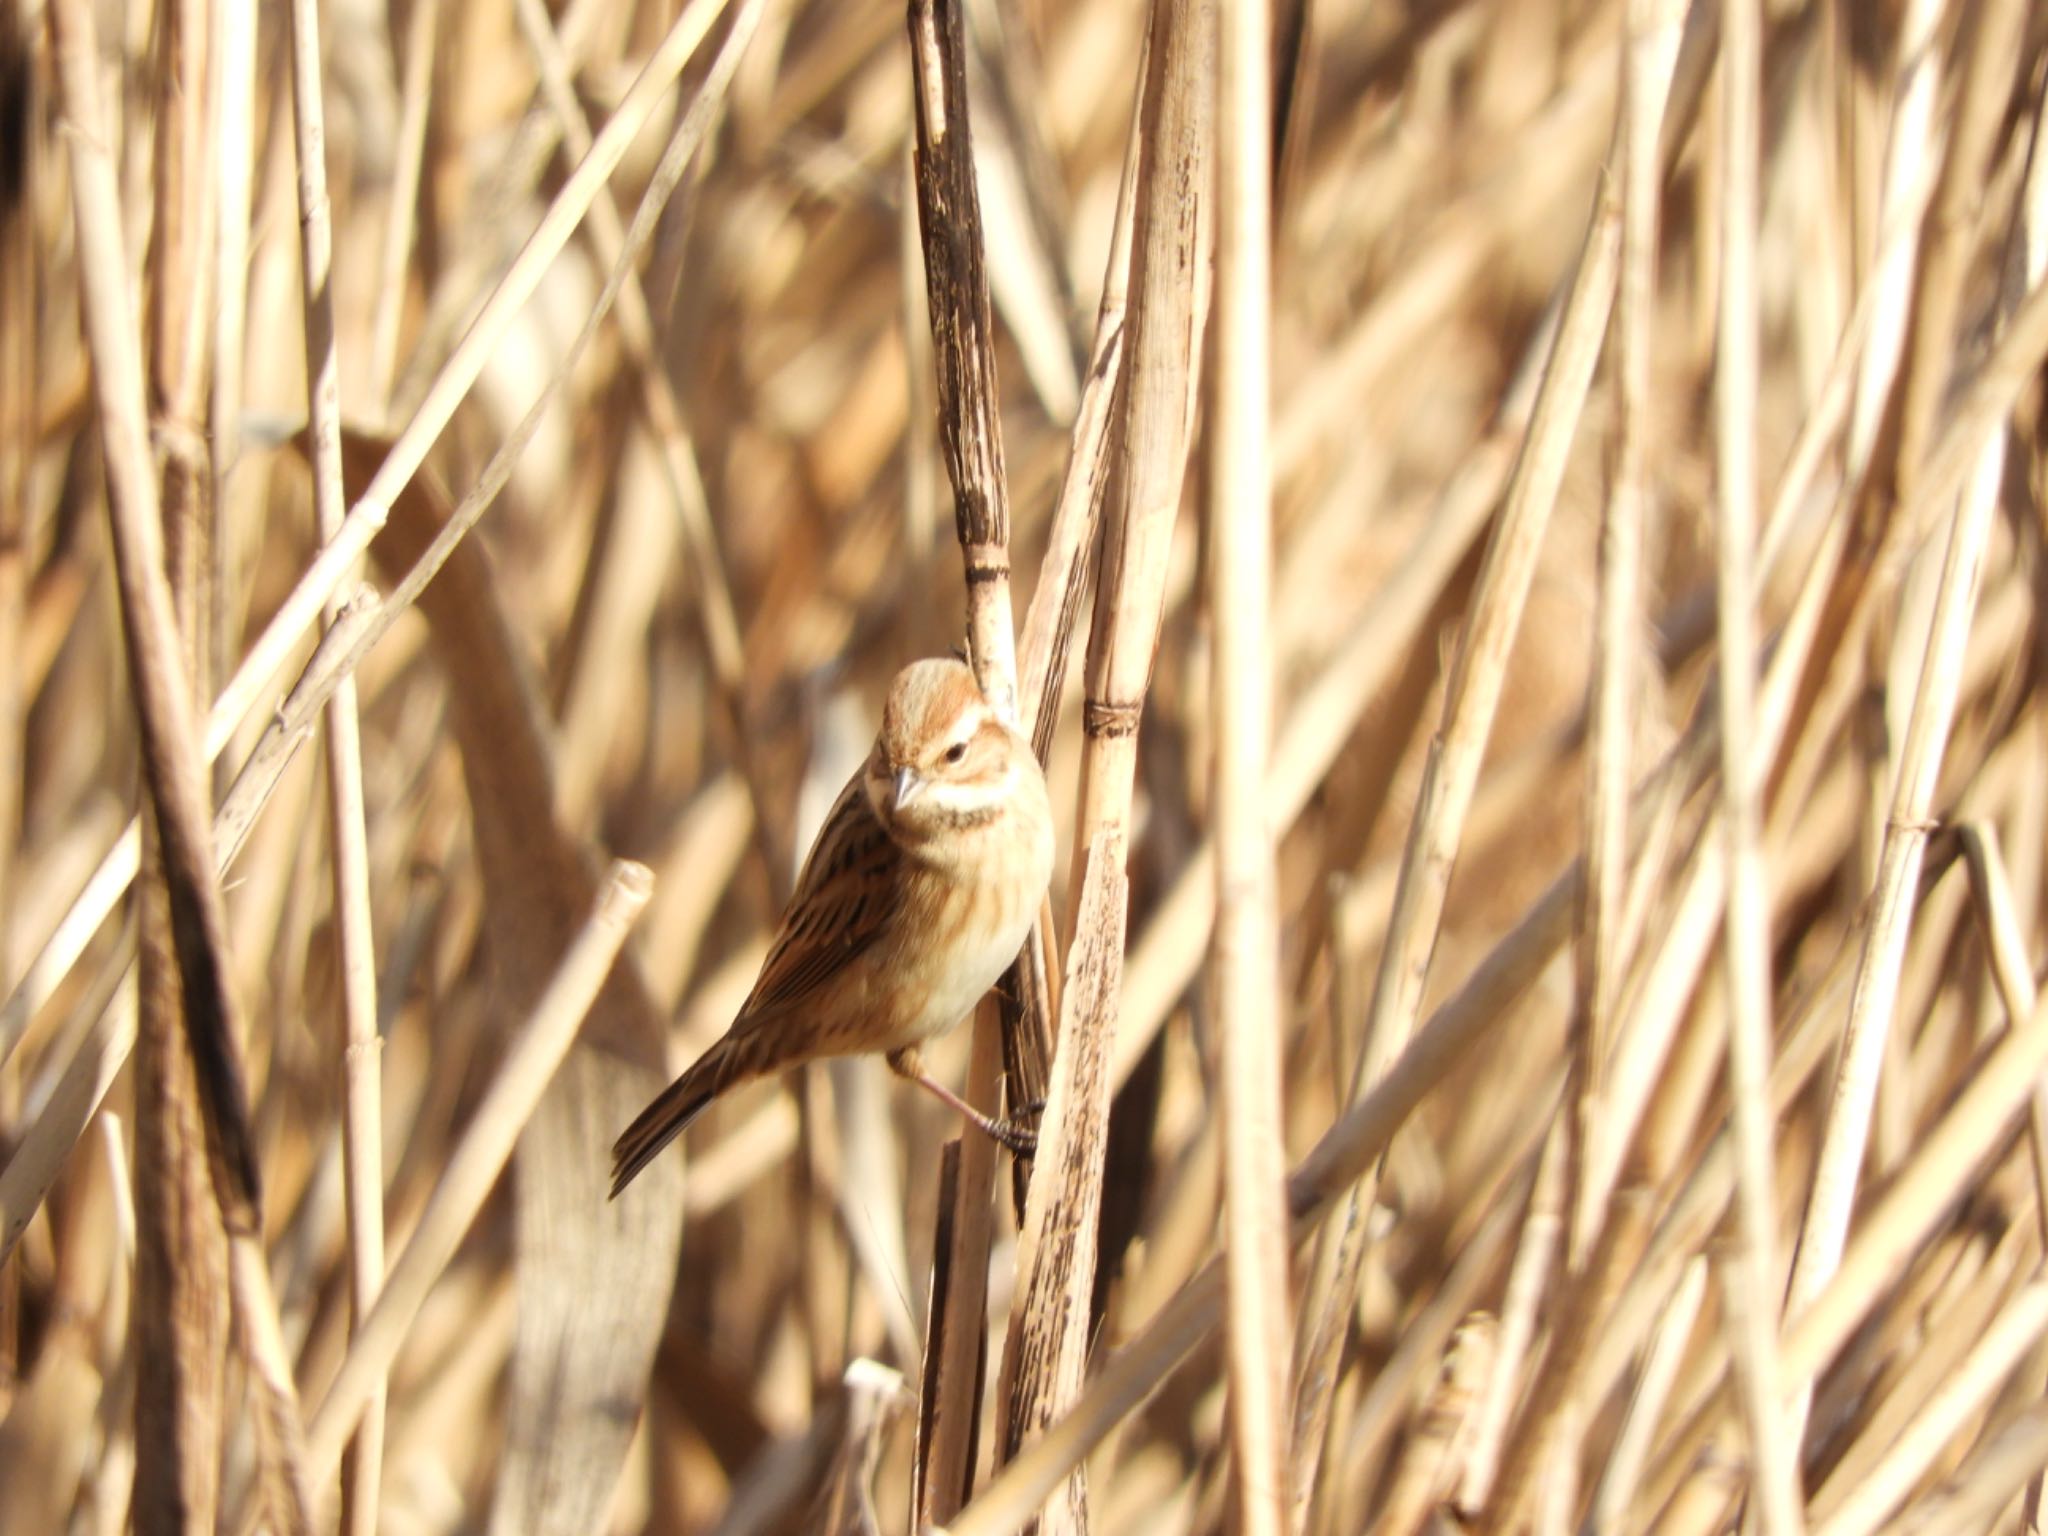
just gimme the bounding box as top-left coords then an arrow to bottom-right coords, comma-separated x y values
281,0 -> 388,1518
298,860 -> 652,1497
1208,0 -> 1292,1525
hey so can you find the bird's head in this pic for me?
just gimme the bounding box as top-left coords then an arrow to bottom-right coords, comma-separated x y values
864,657 -> 1022,844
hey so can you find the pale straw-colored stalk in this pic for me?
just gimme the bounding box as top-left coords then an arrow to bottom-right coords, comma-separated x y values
1710,0 -> 1798,1528
1783,0 -> 2032,1439
283,0 -> 387,1516
1210,0 -> 1290,1521
300,861 -> 652,1492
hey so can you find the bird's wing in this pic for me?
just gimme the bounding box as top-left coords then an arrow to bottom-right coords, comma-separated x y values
733,768 -> 902,1026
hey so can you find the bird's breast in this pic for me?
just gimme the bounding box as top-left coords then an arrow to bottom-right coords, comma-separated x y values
880,818 -> 1052,1050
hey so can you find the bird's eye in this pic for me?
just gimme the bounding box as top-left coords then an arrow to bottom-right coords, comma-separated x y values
944,742 -> 967,765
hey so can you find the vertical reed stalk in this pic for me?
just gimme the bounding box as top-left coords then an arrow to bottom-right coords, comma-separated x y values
284,0 -> 387,1519
1710,1 -> 1798,1529
1210,0 -> 1290,1524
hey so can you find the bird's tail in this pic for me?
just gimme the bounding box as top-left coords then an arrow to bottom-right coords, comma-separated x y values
609,1038 -> 749,1198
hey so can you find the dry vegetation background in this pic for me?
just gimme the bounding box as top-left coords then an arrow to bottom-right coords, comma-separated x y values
6,0 -> 2048,1530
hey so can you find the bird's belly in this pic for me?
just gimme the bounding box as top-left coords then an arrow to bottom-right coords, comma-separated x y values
875,877 -> 1039,1052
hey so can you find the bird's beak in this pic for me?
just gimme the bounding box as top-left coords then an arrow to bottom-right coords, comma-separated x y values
892,766 -> 924,811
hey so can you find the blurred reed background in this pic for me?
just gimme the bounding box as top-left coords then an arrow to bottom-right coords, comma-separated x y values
5,0 -> 2048,1530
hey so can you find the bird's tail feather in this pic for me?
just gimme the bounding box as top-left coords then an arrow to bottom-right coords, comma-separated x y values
609,1040 -> 746,1198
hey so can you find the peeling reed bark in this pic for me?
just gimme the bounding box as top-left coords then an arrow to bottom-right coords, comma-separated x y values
990,0 -> 1211,1530
901,0 -> 1032,1519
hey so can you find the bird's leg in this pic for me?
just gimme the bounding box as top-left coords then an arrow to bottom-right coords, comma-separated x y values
887,1047 -> 1038,1156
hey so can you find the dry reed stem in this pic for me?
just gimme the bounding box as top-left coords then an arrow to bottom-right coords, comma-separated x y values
977,64 -> 1133,1531
1960,824 -> 2048,1223
1356,146 -> 1620,1536
1588,1254 -> 1708,1531
1455,1117 -> 1569,1513
1374,1314 -> 1492,1536
1876,0 -> 2031,514
133,0 -> 233,1515
1350,1140 -> 1542,1513
207,0 -> 254,689
907,0 -> 1020,712
1899,1404 -> 2048,1536
1808,1225 -> 2038,1527
300,859 -> 652,1495
978,0 -> 1211,1525
1809,1284 -> 2048,1536
1571,0 -> 1682,1261
992,841 -> 1127,1533
1208,0 -> 1290,1522
1784,62 -> 2033,1454
0,957 -> 136,1265
1707,0 -> 1797,1529
48,0 -> 260,1291
1346,149 -> 1617,1114
281,0 -> 386,1516
1065,0 -> 1209,905
901,0 -> 1038,1518
1115,424 -> 1513,1087
366,0 -> 439,407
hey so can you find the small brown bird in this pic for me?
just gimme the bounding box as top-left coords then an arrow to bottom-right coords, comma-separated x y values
610,658 -> 1056,1197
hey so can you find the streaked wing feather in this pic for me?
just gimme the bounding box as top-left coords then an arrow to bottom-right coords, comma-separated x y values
733,770 -> 901,1028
